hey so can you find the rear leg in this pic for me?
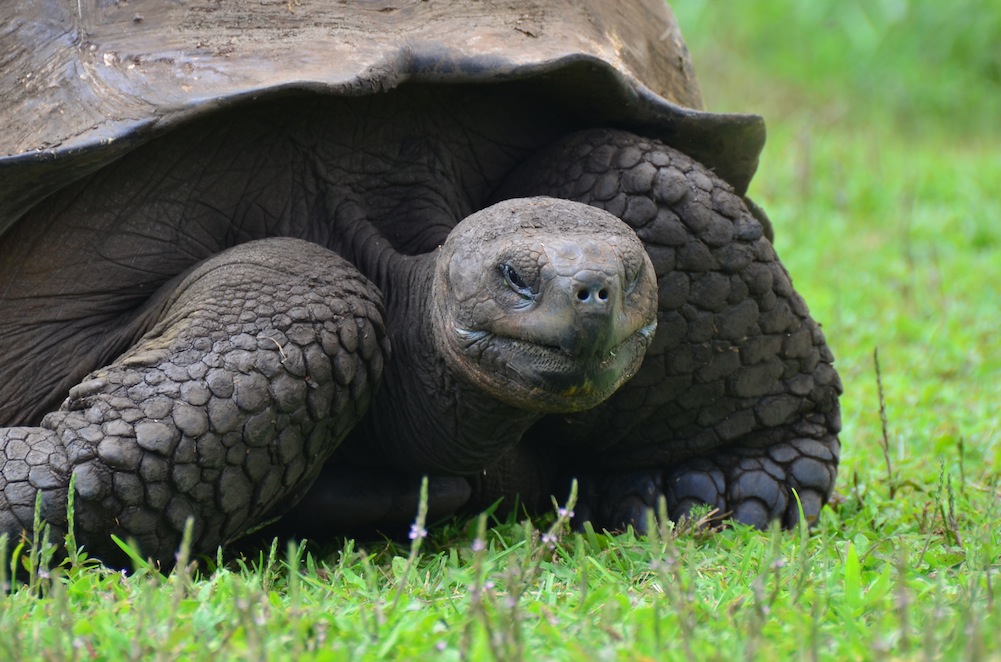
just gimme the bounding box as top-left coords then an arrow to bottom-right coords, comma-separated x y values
496,128 -> 842,529
0,238 -> 388,563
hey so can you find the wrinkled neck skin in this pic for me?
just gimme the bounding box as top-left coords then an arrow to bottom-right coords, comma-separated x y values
337,231 -> 542,476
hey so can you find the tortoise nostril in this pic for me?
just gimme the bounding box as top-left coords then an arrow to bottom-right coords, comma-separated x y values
576,285 -> 611,304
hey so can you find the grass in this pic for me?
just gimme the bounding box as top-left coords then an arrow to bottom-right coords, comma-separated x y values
3,1 -> 1000,658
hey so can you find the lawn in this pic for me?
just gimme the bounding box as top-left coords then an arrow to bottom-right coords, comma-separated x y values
2,1 -> 999,659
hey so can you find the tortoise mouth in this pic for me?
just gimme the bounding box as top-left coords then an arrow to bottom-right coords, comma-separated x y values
453,321 -> 656,413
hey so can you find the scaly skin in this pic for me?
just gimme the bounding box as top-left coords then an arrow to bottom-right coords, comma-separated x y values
0,238 -> 388,562
493,129 -> 842,529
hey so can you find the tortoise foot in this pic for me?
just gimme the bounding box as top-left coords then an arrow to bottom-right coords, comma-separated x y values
576,434 -> 840,533
0,426 -> 70,544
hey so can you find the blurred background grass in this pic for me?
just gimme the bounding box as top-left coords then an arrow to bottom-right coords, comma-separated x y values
673,0 -> 1001,486
674,0 -> 1001,136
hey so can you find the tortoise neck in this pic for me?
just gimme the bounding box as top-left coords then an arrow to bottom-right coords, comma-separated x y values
344,253 -> 541,475
325,200 -> 414,300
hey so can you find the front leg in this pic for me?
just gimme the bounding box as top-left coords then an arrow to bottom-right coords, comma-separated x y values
0,238 -> 388,563
497,129 -> 842,529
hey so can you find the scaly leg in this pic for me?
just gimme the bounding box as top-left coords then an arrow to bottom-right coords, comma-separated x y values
0,238 -> 388,563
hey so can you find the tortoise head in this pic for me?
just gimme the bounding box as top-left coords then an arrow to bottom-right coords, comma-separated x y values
432,197 -> 658,413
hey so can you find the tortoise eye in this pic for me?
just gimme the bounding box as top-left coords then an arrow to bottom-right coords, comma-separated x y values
501,263 -> 533,298
622,253 -> 644,292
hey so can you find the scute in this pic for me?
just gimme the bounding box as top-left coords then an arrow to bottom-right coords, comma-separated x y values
0,0 -> 764,235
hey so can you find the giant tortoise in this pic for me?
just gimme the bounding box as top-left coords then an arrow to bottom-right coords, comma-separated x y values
0,0 -> 841,564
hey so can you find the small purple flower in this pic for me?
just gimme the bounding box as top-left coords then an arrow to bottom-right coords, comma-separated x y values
557,507 -> 575,519
409,523 -> 427,540
471,538 -> 486,552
